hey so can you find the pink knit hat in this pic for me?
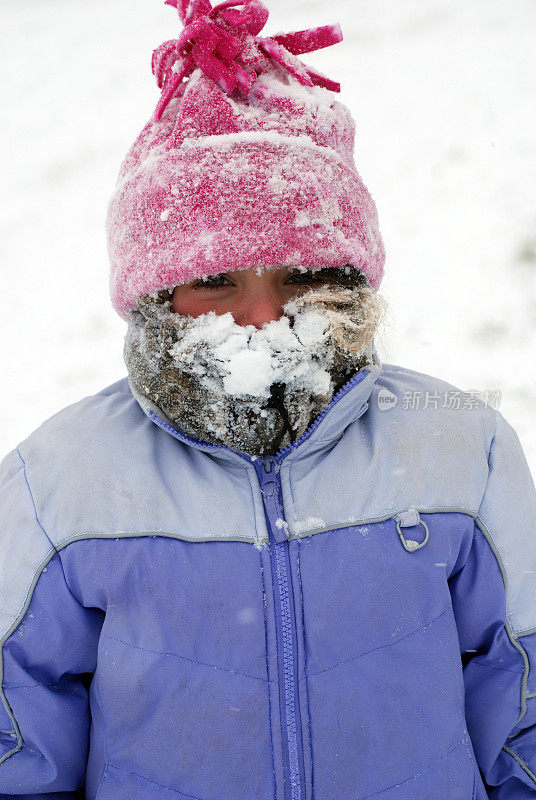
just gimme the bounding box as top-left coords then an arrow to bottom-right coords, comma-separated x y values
107,0 -> 385,320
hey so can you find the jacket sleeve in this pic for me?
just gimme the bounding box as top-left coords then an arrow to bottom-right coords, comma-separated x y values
0,449 -> 103,799
449,411 -> 536,799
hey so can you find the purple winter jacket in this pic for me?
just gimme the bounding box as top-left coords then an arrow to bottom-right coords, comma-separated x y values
1,361 -> 536,799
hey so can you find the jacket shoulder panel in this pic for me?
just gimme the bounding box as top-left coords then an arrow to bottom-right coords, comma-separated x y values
476,411 -> 536,634
285,363 -> 496,534
368,363 -> 497,512
15,381 -> 262,546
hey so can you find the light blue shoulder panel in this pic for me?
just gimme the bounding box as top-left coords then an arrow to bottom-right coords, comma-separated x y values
16,382 -> 267,549
283,364 -> 495,531
477,411 -> 536,635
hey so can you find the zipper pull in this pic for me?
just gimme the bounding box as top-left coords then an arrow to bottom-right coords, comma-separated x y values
262,483 -> 289,543
261,457 -> 289,543
263,455 -> 277,481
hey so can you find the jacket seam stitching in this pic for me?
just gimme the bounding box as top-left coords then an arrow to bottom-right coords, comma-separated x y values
15,449 -> 53,551
283,464 -> 298,530
287,536 -> 307,793
54,531 -> 261,547
292,509 -> 475,540
502,744 -> 536,787
95,673 -> 109,791
472,515 -> 531,728
94,763 -> 109,799
304,606 -> 450,680
106,761 -> 208,799
296,536 -> 314,799
244,464 -> 263,546
257,546 -> 277,797
2,682 -> 58,691
3,738 -> 43,760
100,632 -> 272,683
462,737 -> 477,799
15,450 -> 85,611
357,735 -> 469,799
515,626 -> 536,637
468,662 -> 523,676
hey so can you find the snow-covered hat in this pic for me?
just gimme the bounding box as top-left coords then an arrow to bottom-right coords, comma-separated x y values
107,0 -> 386,320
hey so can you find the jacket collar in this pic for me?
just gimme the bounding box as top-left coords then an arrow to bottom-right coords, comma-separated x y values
130,350 -> 383,467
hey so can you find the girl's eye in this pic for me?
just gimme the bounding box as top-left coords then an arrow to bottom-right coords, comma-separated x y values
193,274 -> 232,290
285,270 -> 321,285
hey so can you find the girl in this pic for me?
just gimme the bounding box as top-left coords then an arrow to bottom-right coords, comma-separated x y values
1,1 -> 535,798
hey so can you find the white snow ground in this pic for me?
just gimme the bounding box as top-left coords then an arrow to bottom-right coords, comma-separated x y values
1,0 -> 535,473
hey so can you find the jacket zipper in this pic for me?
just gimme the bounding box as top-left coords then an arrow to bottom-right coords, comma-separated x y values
256,455 -> 305,800
147,368 -> 373,800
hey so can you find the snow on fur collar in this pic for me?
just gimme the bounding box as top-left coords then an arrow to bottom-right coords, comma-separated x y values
124,276 -> 385,455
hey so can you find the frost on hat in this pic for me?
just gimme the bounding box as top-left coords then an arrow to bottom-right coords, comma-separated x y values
107,0 -> 386,320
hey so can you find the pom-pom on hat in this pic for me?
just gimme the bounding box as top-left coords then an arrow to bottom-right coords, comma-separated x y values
107,0 -> 386,320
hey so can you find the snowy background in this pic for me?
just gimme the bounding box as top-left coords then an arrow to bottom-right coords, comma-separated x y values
1,0 -> 535,472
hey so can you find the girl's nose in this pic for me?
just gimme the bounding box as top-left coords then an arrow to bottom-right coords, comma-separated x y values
233,290 -> 286,328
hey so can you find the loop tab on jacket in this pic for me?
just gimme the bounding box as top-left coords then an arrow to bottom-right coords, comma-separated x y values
395,508 -> 429,553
